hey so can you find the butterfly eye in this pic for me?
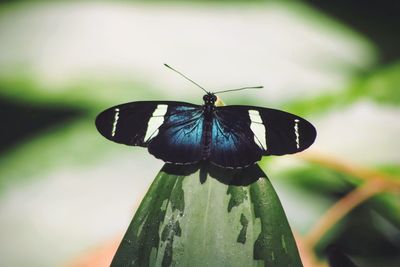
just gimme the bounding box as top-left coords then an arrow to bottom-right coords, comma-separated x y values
203,95 -> 208,101
212,95 -> 217,102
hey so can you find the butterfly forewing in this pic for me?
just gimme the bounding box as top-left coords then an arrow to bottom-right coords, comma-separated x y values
95,101 -> 199,147
214,106 -> 317,157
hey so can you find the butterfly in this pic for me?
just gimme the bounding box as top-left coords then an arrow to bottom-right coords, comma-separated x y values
95,65 -> 316,169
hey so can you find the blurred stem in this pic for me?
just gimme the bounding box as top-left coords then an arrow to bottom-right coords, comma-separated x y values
293,152 -> 400,265
298,151 -> 400,250
299,152 -> 400,187
294,232 -> 328,267
304,179 -> 388,248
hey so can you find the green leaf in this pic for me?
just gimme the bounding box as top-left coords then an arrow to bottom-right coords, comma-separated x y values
0,74 -> 161,110
280,163 -> 400,230
111,164 -> 303,267
347,63 -> 400,105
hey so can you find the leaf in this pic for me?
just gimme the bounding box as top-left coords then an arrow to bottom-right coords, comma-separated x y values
111,164 -> 303,267
347,63 -> 400,105
326,245 -> 358,267
0,74 -> 159,110
280,163 -> 400,230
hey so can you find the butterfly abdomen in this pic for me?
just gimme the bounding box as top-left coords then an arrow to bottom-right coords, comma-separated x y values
201,102 -> 216,161
201,117 -> 213,160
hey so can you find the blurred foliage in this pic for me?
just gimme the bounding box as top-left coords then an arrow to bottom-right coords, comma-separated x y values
282,63 -> 400,118
348,63 -> 400,105
0,1 -> 399,267
0,96 -> 83,154
0,74 -> 160,110
326,245 -> 358,267
277,163 -> 400,267
0,119 -> 96,188
307,0 -> 400,64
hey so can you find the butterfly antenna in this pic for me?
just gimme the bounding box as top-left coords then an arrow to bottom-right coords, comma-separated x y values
214,86 -> 263,94
164,64 -> 209,94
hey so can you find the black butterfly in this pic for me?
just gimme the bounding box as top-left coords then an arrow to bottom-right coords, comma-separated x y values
95,65 -> 316,169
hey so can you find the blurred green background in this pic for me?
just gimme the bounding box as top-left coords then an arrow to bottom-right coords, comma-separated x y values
0,1 -> 399,267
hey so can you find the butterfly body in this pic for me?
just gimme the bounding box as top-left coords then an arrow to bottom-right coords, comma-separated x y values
200,93 -> 218,160
96,92 -> 316,169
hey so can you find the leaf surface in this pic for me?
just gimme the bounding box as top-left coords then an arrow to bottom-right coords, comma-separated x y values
111,164 -> 303,267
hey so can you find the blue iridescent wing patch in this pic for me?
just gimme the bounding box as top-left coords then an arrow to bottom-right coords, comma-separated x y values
209,111 -> 262,168
147,106 -> 204,165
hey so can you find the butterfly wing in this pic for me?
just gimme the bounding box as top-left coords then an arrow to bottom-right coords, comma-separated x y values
147,105 -> 204,165
209,105 -> 316,168
95,101 -> 204,164
96,101 -> 316,168
255,106 -> 316,155
209,114 -> 263,168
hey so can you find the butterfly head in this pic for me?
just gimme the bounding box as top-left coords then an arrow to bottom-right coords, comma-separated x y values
203,93 -> 217,105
